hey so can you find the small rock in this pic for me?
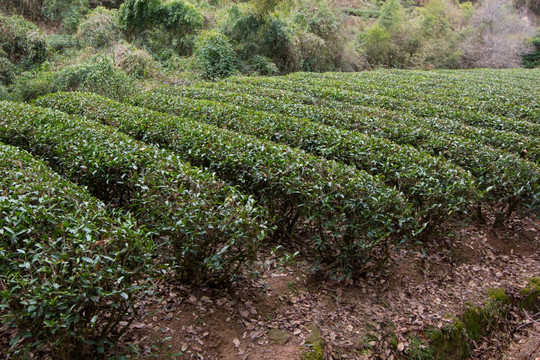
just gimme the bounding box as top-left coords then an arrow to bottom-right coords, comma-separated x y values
268,329 -> 291,345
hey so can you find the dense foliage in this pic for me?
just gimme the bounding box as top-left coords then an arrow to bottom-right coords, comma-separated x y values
0,0 -> 538,356
0,101 -> 267,283
195,31 -> 237,79
36,92 -> 413,276
0,0 -> 537,93
127,87 -> 478,230
0,143 -> 152,357
178,71 -> 540,225
119,0 -> 203,57
0,0 -> 124,32
0,13 -> 47,69
77,6 -> 123,49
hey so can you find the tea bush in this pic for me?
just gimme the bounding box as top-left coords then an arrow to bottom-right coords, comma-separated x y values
259,74 -> 540,137
0,101 -> 266,283
220,76 -> 540,223
0,142 -> 152,357
181,81 -> 540,163
311,71 -> 539,122
36,92 -> 414,276
129,88 -> 478,229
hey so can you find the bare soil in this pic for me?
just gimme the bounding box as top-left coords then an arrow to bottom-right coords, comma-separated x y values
117,214 -> 540,360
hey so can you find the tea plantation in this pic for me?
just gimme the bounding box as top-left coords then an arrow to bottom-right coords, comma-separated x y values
1,69 -> 539,357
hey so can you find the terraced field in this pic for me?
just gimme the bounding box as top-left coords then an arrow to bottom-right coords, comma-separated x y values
1,69 -> 539,358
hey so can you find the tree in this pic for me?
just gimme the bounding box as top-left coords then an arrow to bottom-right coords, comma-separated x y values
461,0 -> 535,68
361,24 -> 393,66
379,0 -> 405,34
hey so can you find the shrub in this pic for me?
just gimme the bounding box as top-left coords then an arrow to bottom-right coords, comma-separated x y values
37,92 -> 414,277
0,0 -> 89,32
288,0 -> 354,72
52,56 -> 133,100
292,0 -> 342,40
0,101 -> 267,283
248,55 -> 278,75
195,31 -> 237,79
113,42 -> 156,78
288,31 -> 333,72
222,6 -> 291,69
10,56 -> 133,102
360,24 -> 393,67
119,0 -> 203,38
359,0 -> 423,68
221,1 -> 358,73
162,0 -> 204,34
412,0 -> 462,69
0,14 -> 48,68
0,57 -> 17,85
0,85 -> 9,101
221,75 -> 539,222
119,0 -> 163,37
47,34 -> 79,53
40,0 -> 90,32
523,30 -> 540,68
76,6 -> 123,48
460,0 -> 536,68
130,87 -> 478,229
344,8 -> 379,19
118,0 -> 203,57
90,0 -> 125,8
251,0 -> 283,16
0,142 -> 152,358
378,0 -> 405,34
10,70 -> 56,102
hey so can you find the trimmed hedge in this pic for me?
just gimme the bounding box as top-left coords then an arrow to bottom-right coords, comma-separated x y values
136,85 -> 540,225
0,142 -> 151,357
227,76 -> 540,137
36,92 -> 413,277
125,90 -> 477,228
303,70 -> 540,123
169,84 -> 540,163
0,101 -> 266,284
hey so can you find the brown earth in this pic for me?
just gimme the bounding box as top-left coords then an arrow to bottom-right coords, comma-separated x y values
114,213 -> 540,360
